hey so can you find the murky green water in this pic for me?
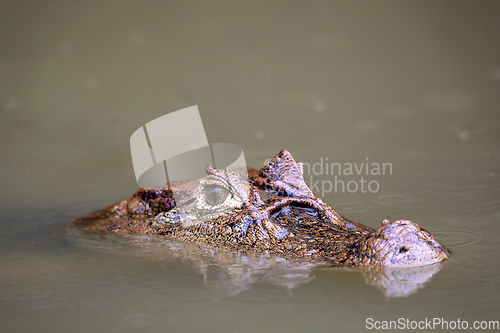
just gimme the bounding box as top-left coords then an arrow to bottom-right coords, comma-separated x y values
1,1 -> 500,332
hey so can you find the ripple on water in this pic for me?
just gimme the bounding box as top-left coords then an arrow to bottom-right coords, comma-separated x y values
374,194 -> 411,205
120,313 -> 156,327
38,260 -> 68,268
425,215 -> 495,251
0,223 -> 18,243
431,226 -> 492,249
334,202 -> 372,213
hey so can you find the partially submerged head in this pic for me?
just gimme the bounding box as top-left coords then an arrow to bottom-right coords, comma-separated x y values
365,220 -> 450,268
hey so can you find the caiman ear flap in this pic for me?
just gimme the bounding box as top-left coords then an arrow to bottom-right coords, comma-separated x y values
259,150 -> 314,198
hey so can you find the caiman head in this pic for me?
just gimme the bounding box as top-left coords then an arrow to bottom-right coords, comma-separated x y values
360,219 -> 451,268
71,150 -> 450,268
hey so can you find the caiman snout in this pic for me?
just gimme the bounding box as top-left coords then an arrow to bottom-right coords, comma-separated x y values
366,220 -> 451,268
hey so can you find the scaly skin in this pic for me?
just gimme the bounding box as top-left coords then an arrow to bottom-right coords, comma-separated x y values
67,150 -> 450,268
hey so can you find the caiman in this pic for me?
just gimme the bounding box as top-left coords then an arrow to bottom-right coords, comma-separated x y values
67,150 -> 450,268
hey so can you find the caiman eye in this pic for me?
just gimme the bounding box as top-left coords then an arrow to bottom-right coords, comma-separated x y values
203,184 -> 231,206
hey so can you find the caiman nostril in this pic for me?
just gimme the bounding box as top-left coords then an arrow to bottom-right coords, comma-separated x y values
399,246 -> 409,253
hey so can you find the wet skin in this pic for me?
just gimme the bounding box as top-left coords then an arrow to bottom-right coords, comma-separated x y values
68,150 -> 450,268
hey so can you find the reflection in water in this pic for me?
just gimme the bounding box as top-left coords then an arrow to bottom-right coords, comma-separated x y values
67,227 -> 444,298
362,264 -> 443,298
195,255 -> 316,297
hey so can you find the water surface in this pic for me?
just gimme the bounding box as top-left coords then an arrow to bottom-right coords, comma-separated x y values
1,1 -> 500,332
